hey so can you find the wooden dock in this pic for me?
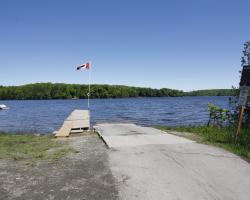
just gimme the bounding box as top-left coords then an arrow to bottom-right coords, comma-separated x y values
55,110 -> 90,137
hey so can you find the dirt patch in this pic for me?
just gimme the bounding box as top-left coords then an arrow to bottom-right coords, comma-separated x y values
0,133 -> 118,200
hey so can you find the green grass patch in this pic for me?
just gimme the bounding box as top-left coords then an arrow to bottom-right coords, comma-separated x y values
0,133 -> 76,162
157,126 -> 250,160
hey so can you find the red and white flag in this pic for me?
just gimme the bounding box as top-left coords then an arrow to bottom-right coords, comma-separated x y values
76,62 -> 91,70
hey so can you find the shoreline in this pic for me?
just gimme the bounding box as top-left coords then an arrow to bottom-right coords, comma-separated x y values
1,124 -> 249,161
0,95 -> 234,101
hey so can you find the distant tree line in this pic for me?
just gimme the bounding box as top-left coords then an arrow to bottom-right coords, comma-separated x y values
0,83 -> 184,100
185,89 -> 237,96
0,83 -> 237,100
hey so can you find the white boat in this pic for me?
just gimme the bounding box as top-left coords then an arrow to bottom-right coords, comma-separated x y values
0,104 -> 9,110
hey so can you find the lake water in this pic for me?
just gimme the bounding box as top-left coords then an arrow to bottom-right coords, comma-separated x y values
0,97 -> 230,134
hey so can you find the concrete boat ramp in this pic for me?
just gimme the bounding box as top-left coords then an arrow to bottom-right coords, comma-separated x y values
94,123 -> 250,200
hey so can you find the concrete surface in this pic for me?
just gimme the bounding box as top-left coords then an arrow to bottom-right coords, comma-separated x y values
95,123 -> 193,148
95,123 -> 250,200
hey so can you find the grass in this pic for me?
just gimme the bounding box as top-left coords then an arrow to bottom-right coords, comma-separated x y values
157,126 -> 250,160
0,132 -> 76,162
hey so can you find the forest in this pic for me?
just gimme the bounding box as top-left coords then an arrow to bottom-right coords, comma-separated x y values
0,83 -> 236,100
0,83 -> 184,100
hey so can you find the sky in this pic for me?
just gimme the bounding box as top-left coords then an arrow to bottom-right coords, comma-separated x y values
0,0 -> 249,91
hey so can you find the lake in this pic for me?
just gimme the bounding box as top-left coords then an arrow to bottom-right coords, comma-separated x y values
0,96 -> 230,134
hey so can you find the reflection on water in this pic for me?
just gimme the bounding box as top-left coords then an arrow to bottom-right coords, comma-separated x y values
0,96 -> 229,134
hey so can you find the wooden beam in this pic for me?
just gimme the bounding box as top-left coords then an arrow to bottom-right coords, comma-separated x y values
236,106 -> 245,141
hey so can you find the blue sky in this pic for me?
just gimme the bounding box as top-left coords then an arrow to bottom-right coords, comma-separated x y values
0,0 -> 249,91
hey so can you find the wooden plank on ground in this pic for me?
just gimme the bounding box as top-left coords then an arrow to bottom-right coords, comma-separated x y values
70,129 -> 84,133
55,121 -> 73,137
71,120 -> 90,129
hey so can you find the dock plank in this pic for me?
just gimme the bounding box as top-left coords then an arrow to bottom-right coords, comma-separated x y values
66,110 -> 89,121
55,109 -> 90,137
55,121 -> 73,137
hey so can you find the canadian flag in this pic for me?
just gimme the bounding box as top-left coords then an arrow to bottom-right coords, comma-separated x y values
76,62 -> 91,70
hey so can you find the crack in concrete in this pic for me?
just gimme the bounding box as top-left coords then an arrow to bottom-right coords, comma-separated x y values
169,151 -> 238,159
162,152 -> 185,168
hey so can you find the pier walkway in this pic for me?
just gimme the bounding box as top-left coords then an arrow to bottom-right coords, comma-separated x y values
55,110 -> 90,137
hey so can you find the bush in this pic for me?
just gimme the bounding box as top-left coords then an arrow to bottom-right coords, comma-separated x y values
207,103 -> 231,127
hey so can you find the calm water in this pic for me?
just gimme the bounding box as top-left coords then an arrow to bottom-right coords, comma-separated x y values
0,97 -> 230,134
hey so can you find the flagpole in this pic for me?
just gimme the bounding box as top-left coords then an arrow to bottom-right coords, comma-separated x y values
87,61 -> 91,109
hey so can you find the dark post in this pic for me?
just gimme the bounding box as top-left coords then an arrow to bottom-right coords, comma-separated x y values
236,41 -> 250,140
